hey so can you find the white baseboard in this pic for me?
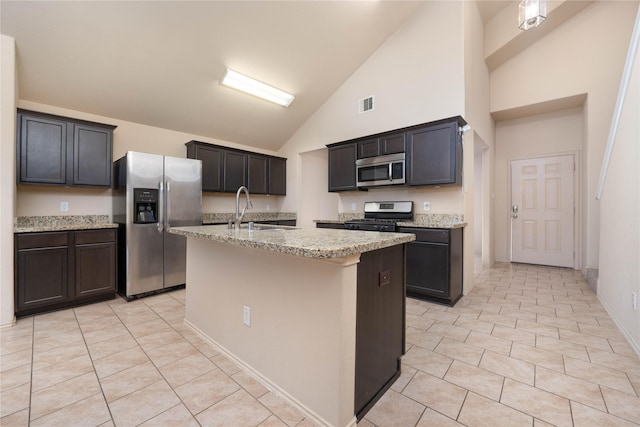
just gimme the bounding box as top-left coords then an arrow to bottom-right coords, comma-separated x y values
598,297 -> 640,358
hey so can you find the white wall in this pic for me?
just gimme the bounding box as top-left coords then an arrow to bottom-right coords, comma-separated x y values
1,35 -> 17,327
490,1 -> 639,274
597,14 -> 640,353
277,1 -> 493,294
279,1 -> 467,221
463,0 -> 493,284
494,107 -> 584,264
15,101 -> 287,217
298,149 -> 339,229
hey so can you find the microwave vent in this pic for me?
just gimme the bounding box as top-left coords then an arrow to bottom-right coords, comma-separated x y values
359,96 -> 375,114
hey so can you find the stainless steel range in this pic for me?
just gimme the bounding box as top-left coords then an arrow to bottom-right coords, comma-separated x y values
344,201 -> 413,232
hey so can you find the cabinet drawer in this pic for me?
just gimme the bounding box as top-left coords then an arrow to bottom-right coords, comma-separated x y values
16,232 -> 68,249
399,228 -> 449,244
75,229 -> 116,245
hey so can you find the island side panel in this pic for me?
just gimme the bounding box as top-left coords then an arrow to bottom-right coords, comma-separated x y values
184,237 -> 359,427
355,244 -> 405,419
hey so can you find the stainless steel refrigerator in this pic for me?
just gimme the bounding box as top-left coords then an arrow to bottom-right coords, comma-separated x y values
113,151 -> 202,299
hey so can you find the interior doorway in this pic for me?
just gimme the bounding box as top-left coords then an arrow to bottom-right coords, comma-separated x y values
510,154 -> 575,268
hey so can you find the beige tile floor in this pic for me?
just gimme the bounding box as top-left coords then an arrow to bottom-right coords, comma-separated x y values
1,262 -> 639,426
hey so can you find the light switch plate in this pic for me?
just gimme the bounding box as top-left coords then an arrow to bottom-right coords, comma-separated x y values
243,305 -> 251,327
60,201 -> 69,212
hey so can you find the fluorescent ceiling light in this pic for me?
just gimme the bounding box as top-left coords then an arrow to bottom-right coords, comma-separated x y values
221,68 -> 295,107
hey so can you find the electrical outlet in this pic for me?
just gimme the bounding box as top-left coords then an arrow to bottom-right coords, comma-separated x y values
632,292 -> 637,311
60,201 -> 69,212
351,203 -> 356,211
243,305 -> 251,327
423,201 -> 430,211
266,204 -> 270,211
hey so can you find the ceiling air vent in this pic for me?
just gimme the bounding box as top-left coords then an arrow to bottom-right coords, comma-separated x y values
359,96 -> 375,114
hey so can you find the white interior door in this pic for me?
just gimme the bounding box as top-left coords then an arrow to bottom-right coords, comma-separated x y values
511,155 -> 575,268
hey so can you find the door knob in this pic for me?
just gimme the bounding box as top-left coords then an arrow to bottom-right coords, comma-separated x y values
512,204 -> 519,218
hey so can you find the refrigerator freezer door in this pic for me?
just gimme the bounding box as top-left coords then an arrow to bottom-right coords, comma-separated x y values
164,156 -> 202,288
126,152 -> 165,295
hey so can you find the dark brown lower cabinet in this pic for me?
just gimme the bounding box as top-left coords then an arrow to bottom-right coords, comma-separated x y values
15,229 -> 117,317
355,244 -> 405,420
74,230 -> 117,298
16,232 -> 69,312
315,222 -> 345,230
398,227 -> 463,306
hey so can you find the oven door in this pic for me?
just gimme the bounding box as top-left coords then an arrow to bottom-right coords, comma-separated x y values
356,153 -> 405,188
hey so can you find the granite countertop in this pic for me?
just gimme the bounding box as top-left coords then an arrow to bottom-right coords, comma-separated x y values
202,211 -> 296,225
397,220 -> 467,229
169,224 -> 415,259
14,215 -> 118,233
314,213 -> 466,229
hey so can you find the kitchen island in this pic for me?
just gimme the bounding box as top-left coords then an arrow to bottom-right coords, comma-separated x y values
169,224 -> 414,427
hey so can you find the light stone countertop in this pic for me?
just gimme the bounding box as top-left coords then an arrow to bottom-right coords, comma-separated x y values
14,215 -> 118,233
315,213 -> 466,229
169,224 -> 415,259
396,220 -> 466,229
202,211 -> 296,225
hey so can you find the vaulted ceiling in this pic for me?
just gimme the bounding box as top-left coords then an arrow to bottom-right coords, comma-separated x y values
1,1 -> 512,151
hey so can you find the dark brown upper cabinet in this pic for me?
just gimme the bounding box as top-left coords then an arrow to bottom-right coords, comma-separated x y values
17,109 -> 116,187
223,151 -> 248,192
185,142 -> 223,192
327,116 -> 465,191
328,142 -> 357,192
357,132 -> 405,159
186,141 -> 287,195
406,120 -> 462,186
248,155 -> 268,194
267,157 -> 286,196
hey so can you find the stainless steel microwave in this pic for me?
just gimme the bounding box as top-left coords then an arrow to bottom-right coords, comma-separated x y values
356,153 -> 405,188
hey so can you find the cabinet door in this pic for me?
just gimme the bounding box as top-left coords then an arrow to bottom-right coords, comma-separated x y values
268,157 -> 286,195
248,155 -> 268,194
190,144 -> 222,192
73,124 -> 112,186
75,241 -> 116,298
407,122 -> 459,186
16,233 -> 70,311
18,114 -> 67,184
357,137 -> 380,159
405,241 -> 450,298
380,132 -> 405,155
328,143 -> 357,192
223,151 -> 247,192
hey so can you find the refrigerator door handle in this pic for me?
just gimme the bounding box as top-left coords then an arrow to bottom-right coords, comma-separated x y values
158,181 -> 164,232
165,180 -> 171,229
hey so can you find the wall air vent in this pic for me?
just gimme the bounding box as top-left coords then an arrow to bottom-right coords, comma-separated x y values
359,96 -> 375,114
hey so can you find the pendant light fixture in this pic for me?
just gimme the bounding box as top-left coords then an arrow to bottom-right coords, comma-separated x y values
220,68 -> 295,107
519,0 -> 546,30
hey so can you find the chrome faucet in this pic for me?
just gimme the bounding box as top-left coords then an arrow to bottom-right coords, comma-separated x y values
234,186 -> 252,230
